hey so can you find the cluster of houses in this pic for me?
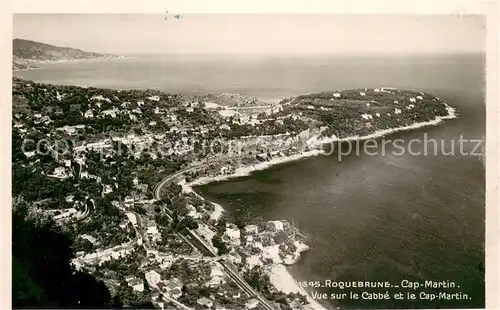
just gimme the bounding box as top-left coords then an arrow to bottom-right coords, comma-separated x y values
210,219 -> 309,271
72,244 -> 134,270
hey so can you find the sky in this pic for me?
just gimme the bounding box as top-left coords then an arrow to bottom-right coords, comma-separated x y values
13,14 -> 486,55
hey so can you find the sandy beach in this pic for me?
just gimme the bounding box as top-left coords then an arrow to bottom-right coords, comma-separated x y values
186,149 -> 326,187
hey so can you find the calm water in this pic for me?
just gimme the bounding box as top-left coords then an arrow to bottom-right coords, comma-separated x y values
15,54 -> 486,308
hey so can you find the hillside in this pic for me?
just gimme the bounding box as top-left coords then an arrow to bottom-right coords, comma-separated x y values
13,38 -> 122,68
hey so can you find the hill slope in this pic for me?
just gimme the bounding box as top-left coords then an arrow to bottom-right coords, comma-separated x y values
13,38 -> 122,68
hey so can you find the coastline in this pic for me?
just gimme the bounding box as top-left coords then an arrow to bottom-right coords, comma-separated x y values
186,149 -> 326,187
316,102 -> 457,144
177,102 -> 457,310
186,102 -> 457,188
13,56 -> 130,67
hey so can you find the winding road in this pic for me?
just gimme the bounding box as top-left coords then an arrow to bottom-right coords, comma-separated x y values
152,159 -> 277,310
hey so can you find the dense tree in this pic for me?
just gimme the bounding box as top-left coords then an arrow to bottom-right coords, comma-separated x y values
13,202 -> 112,308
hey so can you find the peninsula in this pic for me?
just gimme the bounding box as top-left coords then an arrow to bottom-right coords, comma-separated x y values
12,77 -> 457,310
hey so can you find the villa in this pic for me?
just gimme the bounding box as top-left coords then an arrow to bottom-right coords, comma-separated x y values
91,95 -> 112,102
269,220 -> 284,231
223,224 -> 241,246
101,108 -> 118,118
146,223 -> 159,235
245,225 -> 259,235
245,298 -> 260,309
208,262 -> 226,287
220,124 -> 231,131
145,270 -> 162,288
165,278 -> 183,298
84,109 -> 94,118
197,297 -> 213,308
186,204 -> 201,219
52,166 -> 69,179
127,277 -> 144,292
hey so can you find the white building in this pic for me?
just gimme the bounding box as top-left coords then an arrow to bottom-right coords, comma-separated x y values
128,278 -> 144,292
409,97 -> 417,103
54,208 -> 78,220
394,108 -> 402,115
56,91 -> 64,101
227,251 -> 243,265
245,298 -> 260,309
223,226 -> 241,246
124,196 -> 135,207
245,225 -> 259,235
145,270 -> 162,288
219,124 -> 231,131
208,262 -> 226,287
103,184 -> 113,194
24,151 -> 35,158
148,96 -> 160,101
186,204 -> 201,219
52,166 -> 69,178
197,297 -> 213,308
84,109 -> 94,118
147,224 -> 159,235
91,95 -> 111,103
361,114 -> 373,120
165,278 -> 183,298
59,125 -> 76,135
269,220 -> 284,231
102,108 -> 118,118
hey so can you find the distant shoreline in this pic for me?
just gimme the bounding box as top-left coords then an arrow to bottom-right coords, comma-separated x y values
12,55 -> 130,70
181,103 -> 457,310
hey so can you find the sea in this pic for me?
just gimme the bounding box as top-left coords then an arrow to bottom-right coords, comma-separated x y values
13,53 -> 486,309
